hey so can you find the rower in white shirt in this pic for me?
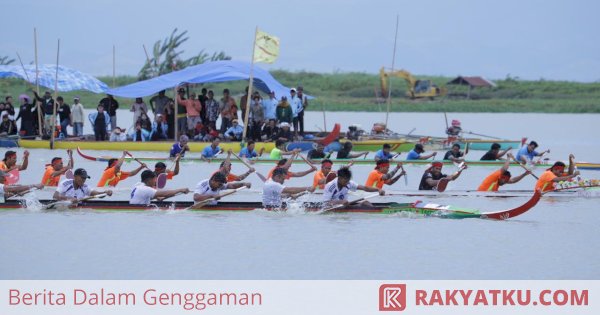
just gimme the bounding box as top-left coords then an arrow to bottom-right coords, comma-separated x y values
130,170 -> 189,205
193,172 -> 250,205
322,167 -> 384,207
262,168 -> 315,209
54,168 -> 112,203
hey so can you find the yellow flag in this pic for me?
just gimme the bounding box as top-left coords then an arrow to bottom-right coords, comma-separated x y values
254,30 -> 280,64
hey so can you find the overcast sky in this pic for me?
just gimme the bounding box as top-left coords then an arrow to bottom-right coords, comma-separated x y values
3,0 -> 599,82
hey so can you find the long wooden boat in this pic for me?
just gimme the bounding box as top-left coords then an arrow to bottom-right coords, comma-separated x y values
19,139 -> 274,152
338,137 -> 524,152
75,148 -> 600,171
3,191 -> 541,220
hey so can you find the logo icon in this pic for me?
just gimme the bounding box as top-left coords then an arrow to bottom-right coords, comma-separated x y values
379,284 -> 406,311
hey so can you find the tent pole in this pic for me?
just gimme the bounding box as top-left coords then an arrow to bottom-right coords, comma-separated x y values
241,26 -> 258,147
34,28 -> 43,138
50,39 -> 60,150
385,14 -> 399,127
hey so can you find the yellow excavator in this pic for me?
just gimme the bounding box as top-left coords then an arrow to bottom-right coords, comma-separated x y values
380,67 -> 447,100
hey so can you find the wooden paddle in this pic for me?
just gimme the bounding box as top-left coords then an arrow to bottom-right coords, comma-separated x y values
436,163 -> 466,192
126,152 -> 151,170
156,173 -> 168,189
184,186 -> 248,211
511,157 -> 539,180
400,165 -> 408,186
65,169 -> 74,179
44,193 -> 108,210
231,151 -> 267,182
322,193 -> 380,212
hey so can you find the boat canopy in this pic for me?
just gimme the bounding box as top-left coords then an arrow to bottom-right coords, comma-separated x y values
106,60 -> 313,99
0,64 -> 109,93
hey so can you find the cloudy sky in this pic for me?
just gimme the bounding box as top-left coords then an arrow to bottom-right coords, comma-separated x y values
3,0 -> 599,82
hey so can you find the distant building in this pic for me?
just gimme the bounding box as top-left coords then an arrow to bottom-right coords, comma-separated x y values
447,76 -> 496,99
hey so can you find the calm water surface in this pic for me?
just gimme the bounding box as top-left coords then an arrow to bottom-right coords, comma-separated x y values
1,111 -> 599,279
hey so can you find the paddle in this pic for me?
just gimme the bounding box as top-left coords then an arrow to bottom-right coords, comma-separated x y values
436,163 -> 466,192
156,173 -> 168,189
322,193 -> 380,212
44,193 -> 108,210
65,169 -> 74,179
400,165 -> 408,186
231,151 -> 267,182
184,186 -> 248,211
6,186 -> 42,199
126,152 -> 151,170
511,157 -> 539,180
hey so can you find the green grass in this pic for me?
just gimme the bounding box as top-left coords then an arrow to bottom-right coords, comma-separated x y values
1,71 -> 599,113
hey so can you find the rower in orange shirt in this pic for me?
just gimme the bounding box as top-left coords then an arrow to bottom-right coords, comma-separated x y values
41,149 -> 74,186
211,150 -> 254,182
97,151 -> 147,187
365,160 -> 406,189
477,153 -> 530,191
535,154 -> 580,192
154,154 -> 181,181
312,159 -> 354,189
0,150 -> 29,172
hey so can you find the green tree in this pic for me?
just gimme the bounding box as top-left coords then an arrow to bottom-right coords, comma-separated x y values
138,28 -> 231,80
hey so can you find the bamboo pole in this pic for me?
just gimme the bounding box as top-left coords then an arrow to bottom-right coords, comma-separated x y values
385,14 -> 400,127
50,39 -> 60,149
241,26 -> 258,146
34,28 -> 43,137
321,101 -> 327,131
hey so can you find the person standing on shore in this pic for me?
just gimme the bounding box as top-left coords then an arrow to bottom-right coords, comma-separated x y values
89,104 -> 110,141
32,90 -> 57,137
71,97 -> 85,138
98,94 -> 119,131
149,90 -> 169,121
15,94 -> 37,137
56,96 -> 71,138
296,86 -> 308,135
130,97 -> 148,126
262,91 -> 278,122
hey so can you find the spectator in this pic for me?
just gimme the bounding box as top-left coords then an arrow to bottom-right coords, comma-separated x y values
276,96 -> 293,124
164,98 -> 175,139
198,88 -> 208,123
98,94 -> 119,131
151,114 -> 169,140
15,94 -> 37,137
56,96 -> 71,138
130,97 -> 148,125
240,86 -> 249,123
130,122 -> 151,142
71,97 -> 85,138
201,138 -> 222,160
88,104 -> 110,141
0,113 -> 17,135
224,119 -> 244,141
296,86 -> 308,135
219,88 -> 237,134
192,121 -> 206,141
205,90 -> 219,130
262,91 -> 278,121
149,90 -> 169,121
176,87 -> 188,136
262,119 -> 279,141
109,128 -> 127,142
137,112 -> 152,133
249,94 -> 265,141
202,125 -> 219,142
4,96 -> 16,119
177,91 -> 201,135
289,88 -> 302,134
275,122 -> 293,141
32,90 -> 57,136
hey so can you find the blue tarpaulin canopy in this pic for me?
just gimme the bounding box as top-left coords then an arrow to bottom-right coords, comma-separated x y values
0,64 -> 109,93
107,60 -> 312,99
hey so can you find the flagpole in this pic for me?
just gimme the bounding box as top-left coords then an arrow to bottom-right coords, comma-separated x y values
50,39 -> 60,150
385,14 -> 399,127
34,28 -> 43,137
241,26 -> 258,147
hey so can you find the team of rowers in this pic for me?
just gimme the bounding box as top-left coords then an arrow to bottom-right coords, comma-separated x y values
0,137 -> 581,208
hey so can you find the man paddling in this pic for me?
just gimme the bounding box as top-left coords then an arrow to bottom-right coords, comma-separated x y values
41,149 -> 74,186
323,167 -> 384,207
170,135 -> 190,158
267,156 -> 317,180
477,153 -> 530,191
480,143 -> 512,161
374,144 -> 395,161
154,156 -> 180,182
269,139 -> 298,160
307,143 -> 329,164
535,155 -> 580,193
239,140 -> 264,160
263,168 -> 315,208
365,160 -> 406,189
54,168 -> 113,203
516,141 -> 549,164
200,138 -> 223,161
406,144 -> 437,160
418,161 -> 464,190
193,172 -> 250,205
0,171 -> 43,201
130,170 -> 190,205
97,151 -> 146,187
312,159 -> 354,189
213,150 -> 255,182
443,144 -> 464,163
0,150 -> 29,172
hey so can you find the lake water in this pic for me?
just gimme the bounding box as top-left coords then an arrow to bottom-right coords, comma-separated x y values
1,111 -> 599,280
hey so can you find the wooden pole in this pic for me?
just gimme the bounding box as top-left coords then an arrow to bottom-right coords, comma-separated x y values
34,28 -> 43,137
385,14 -> 400,127
16,53 -> 32,83
321,101 -> 327,131
241,26 -> 258,146
50,39 -> 60,149
173,87 -> 178,141
112,45 -> 116,87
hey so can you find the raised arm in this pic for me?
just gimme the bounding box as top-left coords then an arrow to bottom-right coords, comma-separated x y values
18,150 -> 30,171
568,154 -> 576,175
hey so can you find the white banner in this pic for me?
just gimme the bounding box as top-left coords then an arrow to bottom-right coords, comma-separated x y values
1,280 -> 597,315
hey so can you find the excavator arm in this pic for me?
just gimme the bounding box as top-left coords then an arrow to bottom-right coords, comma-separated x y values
380,67 -> 417,97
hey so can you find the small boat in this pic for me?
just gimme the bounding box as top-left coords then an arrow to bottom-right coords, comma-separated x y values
75,148 -> 600,171
2,190 -> 541,220
339,136 -> 524,152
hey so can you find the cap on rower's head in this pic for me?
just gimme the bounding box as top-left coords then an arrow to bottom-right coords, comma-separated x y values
415,143 -> 425,153
141,170 -> 156,182
155,162 -> 167,170
529,141 -> 539,148
74,168 -> 90,179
